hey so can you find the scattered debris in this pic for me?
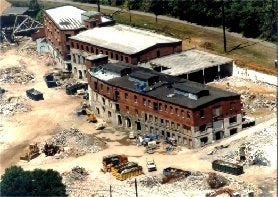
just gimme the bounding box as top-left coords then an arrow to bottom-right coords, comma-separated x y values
42,142 -> 64,156
0,96 -> 31,116
0,66 -> 35,84
162,167 -> 191,184
62,166 -> 89,183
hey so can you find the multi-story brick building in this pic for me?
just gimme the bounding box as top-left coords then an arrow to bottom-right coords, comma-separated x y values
69,24 -> 182,80
87,62 -> 242,148
43,5 -> 114,70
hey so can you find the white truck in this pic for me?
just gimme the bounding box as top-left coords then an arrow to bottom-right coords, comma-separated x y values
146,159 -> 157,172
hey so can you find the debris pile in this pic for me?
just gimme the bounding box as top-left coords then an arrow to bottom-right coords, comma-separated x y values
63,166 -> 89,184
207,172 -> 228,189
0,67 -> 35,84
0,96 -> 31,116
49,127 -> 107,158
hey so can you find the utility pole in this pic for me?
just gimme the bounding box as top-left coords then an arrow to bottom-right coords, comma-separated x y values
135,178 -> 138,197
221,0 -> 227,53
97,0 -> 100,12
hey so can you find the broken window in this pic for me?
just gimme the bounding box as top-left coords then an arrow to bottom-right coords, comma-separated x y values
148,100 -> 152,107
175,108 -> 179,115
229,116 -> 237,124
143,98 -> 146,106
159,103 -> 162,111
181,110 -> 185,117
125,93 -> 128,100
134,95 -> 137,103
170,106 -> 173,114
187,111 -> 191,119
153,102 -> 158,111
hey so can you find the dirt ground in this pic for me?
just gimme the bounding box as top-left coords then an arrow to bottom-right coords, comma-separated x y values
0,39 -> 277,196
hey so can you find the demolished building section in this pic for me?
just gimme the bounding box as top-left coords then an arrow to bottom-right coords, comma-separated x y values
87,63 -> 242,148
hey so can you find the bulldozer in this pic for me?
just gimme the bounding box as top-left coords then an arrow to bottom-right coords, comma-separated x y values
85,108 -> 97,123
20,143 -> 40,162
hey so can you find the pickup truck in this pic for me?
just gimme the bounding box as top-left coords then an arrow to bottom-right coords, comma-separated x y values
146,159 -> 157,172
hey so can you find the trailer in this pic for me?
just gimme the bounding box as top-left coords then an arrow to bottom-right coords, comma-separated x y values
212,160 -> 244,175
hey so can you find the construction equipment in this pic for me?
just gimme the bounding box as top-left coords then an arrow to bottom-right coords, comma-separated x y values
95,121 -> 106,130
85,108 -> 97,123
164,137 -> 177,146
212,160 -> 244,175
101,154 -> 128,173
111,161 -> 143,181
26,88 -> 43,101
146,159 -> 157,172
20,143 -> 40,161
206,188 -> 235,197
145,142 -> 159,154
162,167 -> 191,184
42,143 -> 64,156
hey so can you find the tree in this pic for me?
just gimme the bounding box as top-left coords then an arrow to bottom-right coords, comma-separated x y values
0,166 -> 67,196
149,0 -> 167,23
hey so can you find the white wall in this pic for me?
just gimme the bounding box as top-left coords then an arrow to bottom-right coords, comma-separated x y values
233,63 -> 277,86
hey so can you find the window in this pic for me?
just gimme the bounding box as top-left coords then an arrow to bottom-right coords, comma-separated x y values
71,42 -> 74,48
229,116 -> 237,124
200,110 -> 204,118
175,108 -> 179,115
102,97 -> 105,105
166,120 -> 170,127
125,93 -> 128,100
149,115 -> 153,121
135,109 -> 138,116
148,100 -> 152,107
155,116 -> 158,122
159,103 -> 162,111
171,122 -> 175,129
187,111 -> 191,119
76,43 -> 79,49
100,83 -> 103,90
108,111 -> 111,117
160,119 -> 164,124
125,57 -> 128,63
85,46 -> 89,51
126,106 -> 129,113
96,49 -> 99,54
100,50 -> 103,54
214,106 -> 221,117
181,110 -> 185,117
134,95 -> 138,103
143,98 -> 146,106
121,56 -> 123,61
115,54 -> 119,60
107,87 -> 110,94
230,102 -> 236,110
157,50 -> 160,57
153,102 -> 158,111
165,105 -> 168,112
199,124 -> 206,132
170,106 -> 173,114
111,52 -> 114,59
90,47 -> 94,53
81,45 -> 84,50
177,124 -> 181,130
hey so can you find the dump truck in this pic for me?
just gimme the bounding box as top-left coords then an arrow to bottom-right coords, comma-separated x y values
212,160 -> 244,175
111,161 -> 143,181
146,159 -> 157,172
101,154 -> 128,173
20,144 -> 40,162
85,108 -> 97,123
26,88 -> 43,101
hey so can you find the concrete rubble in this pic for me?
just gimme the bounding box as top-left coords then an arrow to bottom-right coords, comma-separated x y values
62,166 -> 89,184
0,66 -> 35,84
45,127 -> 107,159
0,95 -> 31,116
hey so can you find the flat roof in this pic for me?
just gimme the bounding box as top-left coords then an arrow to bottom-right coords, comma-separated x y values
88,63 -> 238,109
150,49 -> 233,76
45,6 -> 86,30
2,6 -> 29,15
70,24 -> 181,55
86,54 -> 108,61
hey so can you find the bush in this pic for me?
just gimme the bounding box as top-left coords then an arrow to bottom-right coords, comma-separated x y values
0,166 -> 67,196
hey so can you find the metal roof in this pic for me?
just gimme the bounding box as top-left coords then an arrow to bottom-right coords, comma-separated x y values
70,24 -> 181,55
150,48 -> 233,76
45,6 -> 86,30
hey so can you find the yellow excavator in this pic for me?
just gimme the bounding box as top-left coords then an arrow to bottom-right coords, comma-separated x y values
85,108 -> 97,123
20,143 -> 40,162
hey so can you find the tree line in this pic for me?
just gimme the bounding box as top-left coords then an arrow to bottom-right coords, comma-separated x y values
77,0 -> 277,41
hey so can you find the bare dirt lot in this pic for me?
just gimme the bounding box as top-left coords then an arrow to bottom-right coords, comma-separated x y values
0,39 -> 277,196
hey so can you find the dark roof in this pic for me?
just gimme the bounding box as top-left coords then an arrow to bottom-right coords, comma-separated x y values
129,71 -> 158,81
107,76 -> 238,109
2,7 -> 29,15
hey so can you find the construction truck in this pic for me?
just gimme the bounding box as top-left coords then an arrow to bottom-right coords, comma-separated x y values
101,154 -> 128,173
20,143 -> 40,162
111,161 -> 143,181
85,108 -> 97,123
146,159 -> 157,172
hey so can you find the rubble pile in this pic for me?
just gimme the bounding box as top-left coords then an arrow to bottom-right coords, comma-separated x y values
63,166 -> 89,184
0,96 -> 31,116
49,127 -> 106,158
222,123 -> 277,167
0,67 -> 35,84
208,77 -> 277,114
207,172 -> 228,189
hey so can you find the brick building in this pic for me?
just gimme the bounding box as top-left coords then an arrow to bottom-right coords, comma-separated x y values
43,5 -> 114,70
87,62 -> 242,148
69,24 -> 182,80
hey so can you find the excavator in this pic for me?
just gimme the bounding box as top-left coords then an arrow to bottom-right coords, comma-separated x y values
85,108 -> 97,123
20,143 -> 40,162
